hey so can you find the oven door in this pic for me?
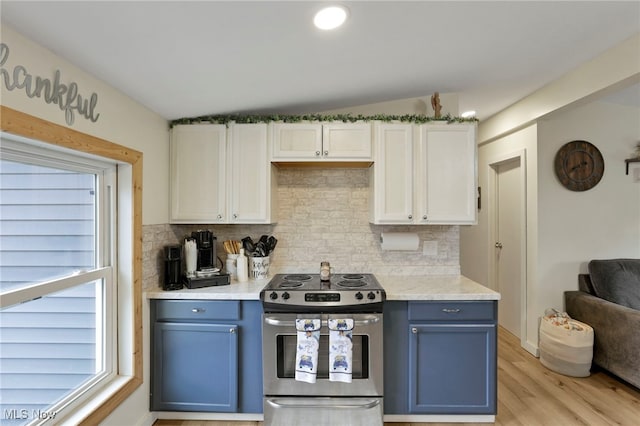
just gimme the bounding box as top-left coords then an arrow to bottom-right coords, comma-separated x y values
262,313 -> 383,397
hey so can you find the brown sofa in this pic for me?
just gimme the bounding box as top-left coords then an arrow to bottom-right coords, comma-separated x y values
564,259 -> 640,388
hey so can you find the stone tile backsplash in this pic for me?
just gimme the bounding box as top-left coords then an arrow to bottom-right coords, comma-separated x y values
144,168 -> 460,291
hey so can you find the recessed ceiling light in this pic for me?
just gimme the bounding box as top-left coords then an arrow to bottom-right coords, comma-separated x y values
314,5 -> 349,30
461,110 -> 476,118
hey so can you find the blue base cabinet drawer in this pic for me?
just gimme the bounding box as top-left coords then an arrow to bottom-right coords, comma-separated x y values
154,300 -> 240,322
408,301 -> 495,321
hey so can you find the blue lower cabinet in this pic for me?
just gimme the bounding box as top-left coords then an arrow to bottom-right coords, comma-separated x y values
153,322 -> 238,411
409,323 -> 496,413
384,301 -> 497,415
150,300 -> 263,413
383,301 -> 410,414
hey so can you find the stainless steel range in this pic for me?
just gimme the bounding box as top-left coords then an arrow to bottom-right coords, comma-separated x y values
261,273 -> 385,426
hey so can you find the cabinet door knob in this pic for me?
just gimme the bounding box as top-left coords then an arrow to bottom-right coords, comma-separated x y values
233,213 -> 238,219
316,151 -> 321,156
324,150 -> 329,156
408,214 -> 413,220
217,214 -> 223,220
495,242 -> 503,249
422,215 -> 428,220
229,328 -> 236,334
411,327 -> 418,334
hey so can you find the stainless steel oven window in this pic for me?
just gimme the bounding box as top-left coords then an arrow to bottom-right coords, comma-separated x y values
276,334 -> 369,379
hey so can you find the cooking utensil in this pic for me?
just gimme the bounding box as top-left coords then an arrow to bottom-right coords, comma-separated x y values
267,236 -> 278,254
254,241 -> 267,257
242,236 -> 255,254
223,240 -> 242,254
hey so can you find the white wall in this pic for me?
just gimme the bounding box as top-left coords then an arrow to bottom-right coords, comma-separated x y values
460,124 -> 539,351
0,26 -> 170,226
537,100 -> 640,313
462,32 -> 640,354
321,93 -> 458,117
1,26 -> 167,426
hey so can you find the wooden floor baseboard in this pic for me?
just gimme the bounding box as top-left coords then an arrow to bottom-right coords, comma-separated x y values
154,327 -> 640,426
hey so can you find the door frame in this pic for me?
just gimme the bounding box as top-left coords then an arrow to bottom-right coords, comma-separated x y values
487,149 -> 528,349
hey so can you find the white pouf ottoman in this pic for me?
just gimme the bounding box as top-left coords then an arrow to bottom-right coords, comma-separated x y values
539,311 -> 594,377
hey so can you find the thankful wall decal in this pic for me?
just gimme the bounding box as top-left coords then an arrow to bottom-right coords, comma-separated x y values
0,43 -> 100,126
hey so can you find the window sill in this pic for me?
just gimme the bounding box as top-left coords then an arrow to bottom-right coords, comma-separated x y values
58,375 -> 142,425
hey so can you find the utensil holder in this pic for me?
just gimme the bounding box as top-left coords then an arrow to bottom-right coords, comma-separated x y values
249,256 -> 270,280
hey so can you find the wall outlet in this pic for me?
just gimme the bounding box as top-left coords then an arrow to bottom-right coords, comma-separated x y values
423,241 -> 438,256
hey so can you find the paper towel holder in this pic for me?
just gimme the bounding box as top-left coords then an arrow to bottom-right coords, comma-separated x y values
380,232 -> 420,251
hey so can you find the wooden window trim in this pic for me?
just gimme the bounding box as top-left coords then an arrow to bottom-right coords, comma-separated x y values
1,105 -> 143,425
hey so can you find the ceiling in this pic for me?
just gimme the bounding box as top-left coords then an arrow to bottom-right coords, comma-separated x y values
2,1 -> 639,121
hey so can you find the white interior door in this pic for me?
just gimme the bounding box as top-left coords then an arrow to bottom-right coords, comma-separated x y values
495,158 -> 522,338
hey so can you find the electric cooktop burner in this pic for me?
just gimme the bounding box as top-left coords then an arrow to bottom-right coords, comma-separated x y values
278,281 -> 304,289
260,273 -> 386,312
336,280 -> 367,288
283,274 -> 312,281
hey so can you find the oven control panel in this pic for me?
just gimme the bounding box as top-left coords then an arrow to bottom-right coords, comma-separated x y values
264,290 -> 383,307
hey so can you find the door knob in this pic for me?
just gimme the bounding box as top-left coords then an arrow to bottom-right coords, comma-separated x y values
495,242 -> 503,249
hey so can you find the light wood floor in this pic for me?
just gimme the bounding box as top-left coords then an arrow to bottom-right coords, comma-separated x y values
154,327 -> 640,426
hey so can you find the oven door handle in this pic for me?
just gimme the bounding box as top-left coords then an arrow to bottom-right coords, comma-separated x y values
265,398 -> 381,410
264,316 -> 380,327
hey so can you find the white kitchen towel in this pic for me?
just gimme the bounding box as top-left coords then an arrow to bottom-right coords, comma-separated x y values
295,318 -> 321,383
328,318 -> 354,383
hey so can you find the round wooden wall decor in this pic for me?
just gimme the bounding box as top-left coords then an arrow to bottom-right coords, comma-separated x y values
554,140 -> 604,191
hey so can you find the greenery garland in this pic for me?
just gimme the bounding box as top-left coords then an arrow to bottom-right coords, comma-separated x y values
170,113 -> 478,128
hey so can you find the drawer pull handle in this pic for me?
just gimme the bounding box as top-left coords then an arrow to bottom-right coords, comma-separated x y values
191,308 -> 205,313
442,308 -> 461,314
411,327 -> 418,334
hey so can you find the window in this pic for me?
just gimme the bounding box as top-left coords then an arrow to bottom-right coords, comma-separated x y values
0,137 -> 116,425
0,105 -> 143,426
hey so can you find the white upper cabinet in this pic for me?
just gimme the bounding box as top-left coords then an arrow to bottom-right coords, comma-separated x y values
228,123 -> 276,224
271,122 -> 372,161
322,123 -> 372,159
170,124 -> 226,224
417,124 -> 477,225
170,123 -> 276,224
369,122 -> 477,225
369,123 -> 415,224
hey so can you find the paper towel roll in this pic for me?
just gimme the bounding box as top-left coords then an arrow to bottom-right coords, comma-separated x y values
380,232 -> 420,251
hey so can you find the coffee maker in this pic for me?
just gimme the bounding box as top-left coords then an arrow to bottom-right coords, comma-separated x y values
163,245 -> 183,291
192,230 -> 216,271
181,230 -> 230,289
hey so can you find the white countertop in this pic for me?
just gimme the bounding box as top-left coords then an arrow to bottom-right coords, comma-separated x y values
376,275 -> 500,301
145,274 -> 499,301
145,278 -> 269,300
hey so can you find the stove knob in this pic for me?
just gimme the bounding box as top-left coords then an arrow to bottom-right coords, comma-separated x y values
355,292 -> 363,300
367,292 -> 376,300
269,291 -> 278,300
282,292 -> 290,300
